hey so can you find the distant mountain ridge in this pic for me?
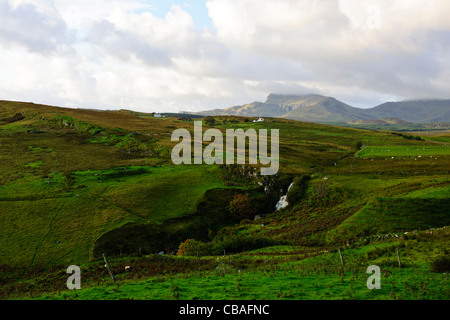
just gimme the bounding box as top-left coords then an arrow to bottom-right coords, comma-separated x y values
364,100 -> 450,123
194,94 -> 450,123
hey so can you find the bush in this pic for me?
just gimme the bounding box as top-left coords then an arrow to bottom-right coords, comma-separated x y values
430,255 -> 450,273
203,116 -> 215,126
228,194 -> 256,220
177,239 -> 210,256
211,235 -> 284,255
177,235 -> 285,257
2,112 -> 24,124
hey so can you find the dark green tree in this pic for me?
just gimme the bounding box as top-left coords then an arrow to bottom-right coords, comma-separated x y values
204,116 -> 216,126
228,194 -> 255,220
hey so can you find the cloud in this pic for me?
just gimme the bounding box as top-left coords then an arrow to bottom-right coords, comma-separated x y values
0,0 -> 449,112
205,0 -> 450,105
207,0 -> 351,58
0,0 -> 71,53
87,19 -> 172,66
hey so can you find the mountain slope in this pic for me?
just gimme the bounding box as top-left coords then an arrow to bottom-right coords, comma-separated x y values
195,94 -> 450,123
274,94 -> 369,122
197,94 -> 370,122
365,100 -> 450,123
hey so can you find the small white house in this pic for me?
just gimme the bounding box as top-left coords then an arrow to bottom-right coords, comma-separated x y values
253,118 -> 264,122
154,113 -> 165,118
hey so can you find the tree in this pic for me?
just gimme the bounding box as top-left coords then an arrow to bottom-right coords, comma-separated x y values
204,116 -> 216,126
228,194 -> 255,220
355,141 -> 363,150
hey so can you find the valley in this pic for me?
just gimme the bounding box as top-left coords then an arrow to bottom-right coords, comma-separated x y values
0,100 -> 449,300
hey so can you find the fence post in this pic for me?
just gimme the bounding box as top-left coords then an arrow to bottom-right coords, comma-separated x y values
103,253 -> 116,283
396,248 -> 402,267
338,248 -> 345,267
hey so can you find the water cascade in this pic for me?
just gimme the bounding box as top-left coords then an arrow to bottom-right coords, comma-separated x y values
275,182 -> 294,211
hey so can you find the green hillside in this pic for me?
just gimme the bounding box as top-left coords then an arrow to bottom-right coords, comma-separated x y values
0,100 -> 449,300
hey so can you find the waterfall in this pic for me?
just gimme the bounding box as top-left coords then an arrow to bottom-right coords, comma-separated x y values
275,182 -> 294,211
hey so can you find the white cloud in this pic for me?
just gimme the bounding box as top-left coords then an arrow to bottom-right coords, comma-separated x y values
0,0 -> 449,112
206,0 -> 450,105
207,0 -> 351,58
0,0 -> 71,53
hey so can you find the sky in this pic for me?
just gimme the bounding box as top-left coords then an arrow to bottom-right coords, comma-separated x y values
0,0 -> 449,113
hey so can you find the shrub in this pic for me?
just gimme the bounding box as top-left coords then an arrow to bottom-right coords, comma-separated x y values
177,239 -> 211,256
203,116 -> 216,126
228,194 -> 256,220
210,235 -> 284,255
2,112 -> 24,124
177,235 -> 285,257
430,255 -> 450,273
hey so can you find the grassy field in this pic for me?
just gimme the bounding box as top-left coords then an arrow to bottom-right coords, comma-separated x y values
0,100 -> 449,301
9,227 -> 449,300
357,145 -> 450,158
0,165 -> 228,267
